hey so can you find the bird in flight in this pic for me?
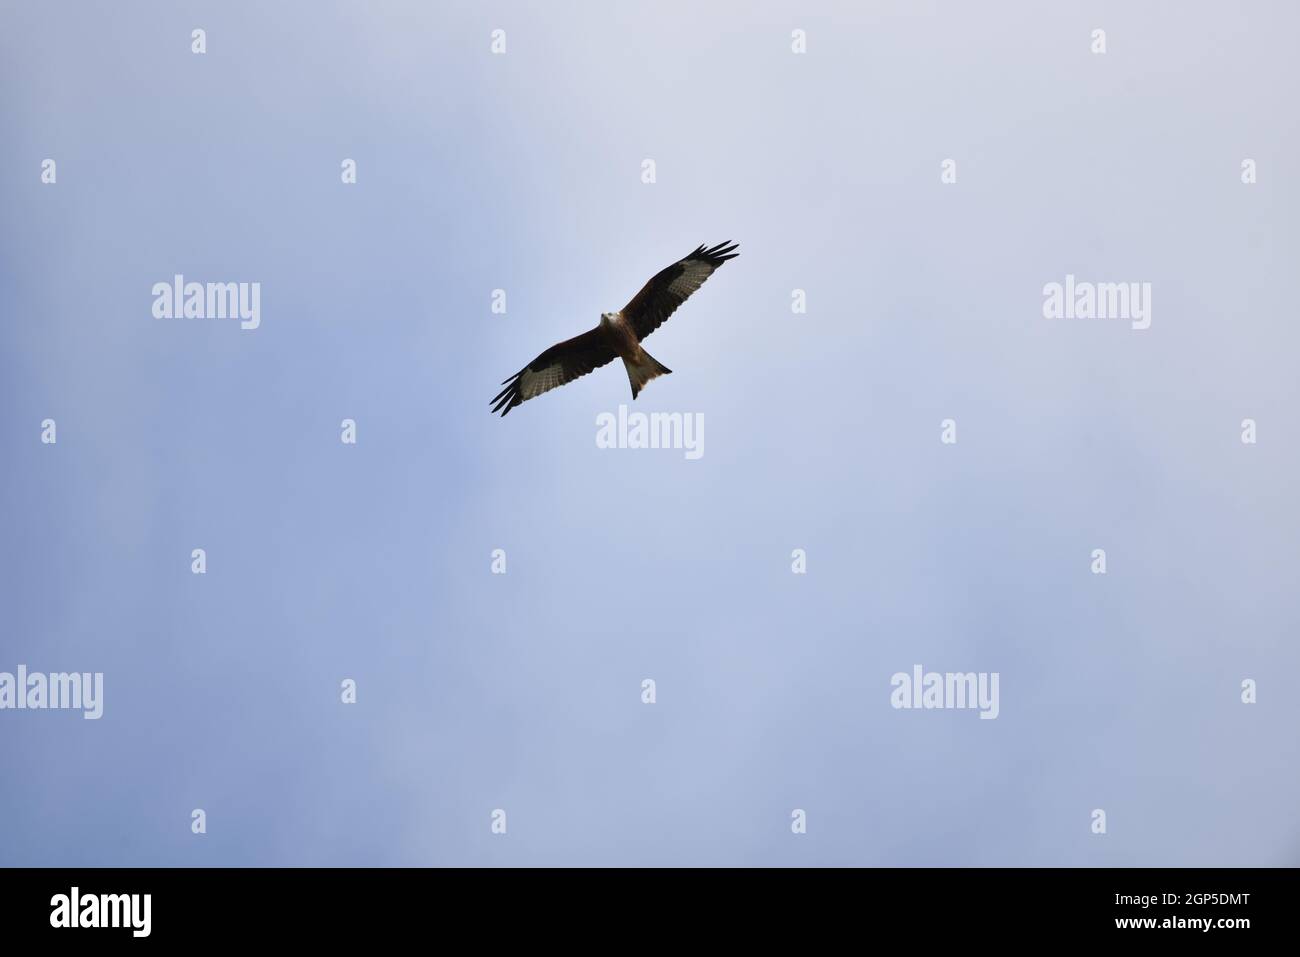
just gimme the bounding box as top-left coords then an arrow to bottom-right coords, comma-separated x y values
491,241 -> 739,416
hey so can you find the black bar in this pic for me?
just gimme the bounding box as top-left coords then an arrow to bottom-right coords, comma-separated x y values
0,867 -> 1291,941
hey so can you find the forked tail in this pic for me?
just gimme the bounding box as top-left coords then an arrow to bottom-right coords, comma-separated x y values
624,350 -> 671,399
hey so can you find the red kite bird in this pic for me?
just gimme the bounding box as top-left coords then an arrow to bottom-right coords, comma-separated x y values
491,241 -> 739,416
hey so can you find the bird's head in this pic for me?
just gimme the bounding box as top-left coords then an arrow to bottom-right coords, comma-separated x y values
599,311 -> 617,326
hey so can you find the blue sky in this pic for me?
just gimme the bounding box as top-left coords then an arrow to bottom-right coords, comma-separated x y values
1,1 -> 1297,865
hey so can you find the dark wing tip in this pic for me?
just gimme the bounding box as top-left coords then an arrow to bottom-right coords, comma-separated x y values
491,370 -> 525,416
695,240 -> 740,265
491,388 -> 520,416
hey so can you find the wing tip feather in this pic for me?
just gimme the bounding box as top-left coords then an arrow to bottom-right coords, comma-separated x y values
695,240 -> 740,265
491,370 -> 525,416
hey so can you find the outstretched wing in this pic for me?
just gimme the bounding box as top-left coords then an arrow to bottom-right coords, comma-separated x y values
491,327 -> 617,416
621,241 -> 739,340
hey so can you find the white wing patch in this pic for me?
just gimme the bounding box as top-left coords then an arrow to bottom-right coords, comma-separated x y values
520,363 -> 569,399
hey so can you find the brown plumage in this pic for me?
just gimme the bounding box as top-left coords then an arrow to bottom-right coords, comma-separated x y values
491,241 -> 739,416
